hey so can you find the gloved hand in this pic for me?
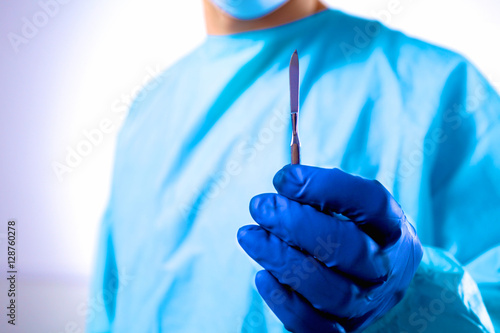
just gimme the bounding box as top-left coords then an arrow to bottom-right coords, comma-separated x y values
237,165 -> 423,332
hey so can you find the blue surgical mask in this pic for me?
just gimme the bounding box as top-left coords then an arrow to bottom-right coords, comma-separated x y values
210,0 -> 289,20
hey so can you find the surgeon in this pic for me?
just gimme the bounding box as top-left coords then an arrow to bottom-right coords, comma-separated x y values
86,0 -> 500,332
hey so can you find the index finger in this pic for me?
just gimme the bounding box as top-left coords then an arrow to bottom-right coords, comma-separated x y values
273,164 -> 403,246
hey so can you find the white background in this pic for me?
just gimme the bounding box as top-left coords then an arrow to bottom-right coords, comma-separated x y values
0,0 -> 499,331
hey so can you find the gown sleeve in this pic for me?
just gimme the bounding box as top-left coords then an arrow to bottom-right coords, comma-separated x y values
83,70 -> 168,333
363,246 -> 495,333
85,207 -> 118,333
428,58 -> 500,331
365,58 -> 500,332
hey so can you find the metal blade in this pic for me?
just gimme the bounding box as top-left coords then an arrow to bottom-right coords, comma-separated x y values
289,50 -> 299,114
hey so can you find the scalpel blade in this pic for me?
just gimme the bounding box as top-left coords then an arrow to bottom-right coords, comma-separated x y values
289,50 -> 299,115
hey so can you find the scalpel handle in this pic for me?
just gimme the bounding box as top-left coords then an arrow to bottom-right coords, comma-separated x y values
291,141 -> 300,165
290,111 -> 300,165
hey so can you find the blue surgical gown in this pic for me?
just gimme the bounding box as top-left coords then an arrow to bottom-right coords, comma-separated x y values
86,8 -> 500,333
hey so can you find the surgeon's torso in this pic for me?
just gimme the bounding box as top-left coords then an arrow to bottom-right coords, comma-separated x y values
105,9 -> 495,332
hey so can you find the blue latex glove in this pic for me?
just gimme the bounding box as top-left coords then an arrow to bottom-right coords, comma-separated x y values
238,165 -> 423,332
